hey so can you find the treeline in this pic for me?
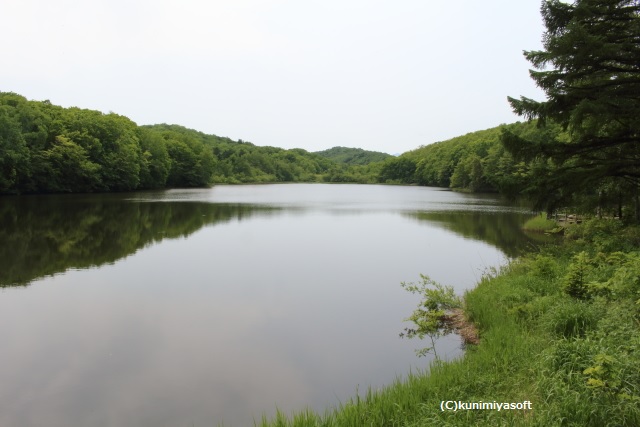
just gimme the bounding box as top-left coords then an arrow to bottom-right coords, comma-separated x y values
376,121 -> 563,193
315,146 -> 392,165
0,92 -> 344,194
145,123 -> 335,184
0,91 -> 569,202
313,146 -> 389,183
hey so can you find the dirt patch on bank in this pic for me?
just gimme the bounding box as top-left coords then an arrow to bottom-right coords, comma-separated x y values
444,308 -> 480,345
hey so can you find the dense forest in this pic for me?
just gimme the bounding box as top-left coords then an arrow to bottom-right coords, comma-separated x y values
377,121 -> 567,197
0,92 -> 347,193
0,87 -> 530,196
315,146 -> 392,165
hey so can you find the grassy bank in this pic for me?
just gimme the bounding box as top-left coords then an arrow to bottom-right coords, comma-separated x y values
522,213 -> 558,233
256,219 -> 640,426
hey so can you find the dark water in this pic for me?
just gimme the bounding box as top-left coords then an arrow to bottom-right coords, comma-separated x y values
0,184 -> 536,426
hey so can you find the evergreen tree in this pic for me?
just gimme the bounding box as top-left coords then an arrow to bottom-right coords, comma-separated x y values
504,0 -> 640,217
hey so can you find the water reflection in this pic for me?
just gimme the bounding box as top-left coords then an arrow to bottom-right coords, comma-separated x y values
0,190 -> 535,289
405,211 -> 541,258
0,186 -> 534,289
0,195 -> 278,287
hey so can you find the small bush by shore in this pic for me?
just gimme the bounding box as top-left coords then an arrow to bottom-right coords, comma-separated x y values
522,214 -> 558,233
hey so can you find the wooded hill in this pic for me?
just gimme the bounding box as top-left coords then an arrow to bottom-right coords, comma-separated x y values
314,146 -> 392,165
0,92 -> 346,193
377,121 -> 566,194
0,90 -> 558,197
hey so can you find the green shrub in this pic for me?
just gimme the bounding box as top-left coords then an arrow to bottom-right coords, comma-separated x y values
400,275 -> 462,359
530,254 -> 561,281
604,253 -> 640,299
563,251 -> 593,299
564,219 -> 640,252
523,213 -> 557,232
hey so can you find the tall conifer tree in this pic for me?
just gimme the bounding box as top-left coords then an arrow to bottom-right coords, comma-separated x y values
504,0 -> 640,217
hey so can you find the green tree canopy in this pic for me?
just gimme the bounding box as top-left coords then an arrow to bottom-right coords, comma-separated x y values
314,146 -> 392,165
0,105 -> 30,192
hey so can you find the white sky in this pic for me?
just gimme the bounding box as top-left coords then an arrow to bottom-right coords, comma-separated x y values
1,0 -> 546,154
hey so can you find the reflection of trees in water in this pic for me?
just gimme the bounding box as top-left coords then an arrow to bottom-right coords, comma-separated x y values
405,211 -> 556,258
0,196 -> 279,287
1,194 -> 548,288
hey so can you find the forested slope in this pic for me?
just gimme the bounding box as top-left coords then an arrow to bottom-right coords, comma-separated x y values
0,92 -> 336,194
143,124 -> 334,184
376,121 -> 564,193
314,146 -> 392,165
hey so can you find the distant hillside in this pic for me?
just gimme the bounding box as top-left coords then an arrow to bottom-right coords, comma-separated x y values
376,121 -> 567,195
314,146 -> 392,165
0,92 -> 337,194
0,91 -> 569,197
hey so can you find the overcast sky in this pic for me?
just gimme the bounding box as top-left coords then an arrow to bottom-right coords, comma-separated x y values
2,0 -> 546,154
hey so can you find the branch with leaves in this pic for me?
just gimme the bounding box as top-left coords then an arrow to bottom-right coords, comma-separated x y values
400,275 -> 462,360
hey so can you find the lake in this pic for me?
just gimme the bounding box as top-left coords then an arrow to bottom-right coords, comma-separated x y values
0,184 -> 538,426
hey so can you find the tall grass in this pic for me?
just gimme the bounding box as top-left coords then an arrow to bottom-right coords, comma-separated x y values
522,213 -> 558,233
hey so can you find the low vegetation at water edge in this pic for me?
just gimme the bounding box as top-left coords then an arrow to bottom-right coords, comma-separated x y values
522,213 -> 558,233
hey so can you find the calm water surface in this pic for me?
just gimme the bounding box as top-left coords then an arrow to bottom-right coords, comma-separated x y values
0,184 -> 537,426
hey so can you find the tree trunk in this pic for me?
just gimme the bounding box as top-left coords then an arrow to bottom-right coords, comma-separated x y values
618,192 -> 623,220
